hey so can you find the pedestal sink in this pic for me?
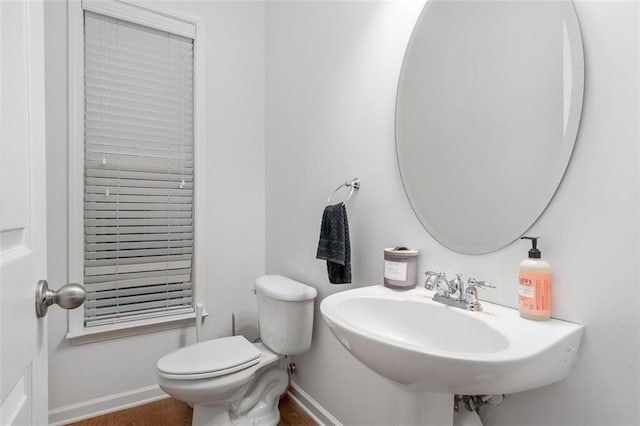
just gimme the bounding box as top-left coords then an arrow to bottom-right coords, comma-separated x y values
320,285 -> 584,424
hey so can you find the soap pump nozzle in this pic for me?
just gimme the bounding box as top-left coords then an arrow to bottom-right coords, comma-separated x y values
521,236 -> 541,259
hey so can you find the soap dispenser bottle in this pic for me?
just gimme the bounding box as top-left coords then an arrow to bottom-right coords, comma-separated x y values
519,237 -> 551,320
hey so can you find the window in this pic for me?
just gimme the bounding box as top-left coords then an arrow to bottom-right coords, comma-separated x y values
68,1 -> 205,339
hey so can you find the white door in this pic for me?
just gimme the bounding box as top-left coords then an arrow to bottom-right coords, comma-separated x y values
0,0 -> 49,424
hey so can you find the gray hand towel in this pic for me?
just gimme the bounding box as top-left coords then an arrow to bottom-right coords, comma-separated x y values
316,203 -> 351,284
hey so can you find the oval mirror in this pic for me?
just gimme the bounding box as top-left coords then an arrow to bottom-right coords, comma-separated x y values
396,0 -> 584,254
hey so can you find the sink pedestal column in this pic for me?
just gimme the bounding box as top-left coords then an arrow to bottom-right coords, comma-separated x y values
394,390 -> 454,425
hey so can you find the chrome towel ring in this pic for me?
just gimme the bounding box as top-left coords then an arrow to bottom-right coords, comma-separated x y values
327,178 -> 360,205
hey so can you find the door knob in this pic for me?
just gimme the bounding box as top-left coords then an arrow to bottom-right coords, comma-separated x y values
35,279 -> 86,318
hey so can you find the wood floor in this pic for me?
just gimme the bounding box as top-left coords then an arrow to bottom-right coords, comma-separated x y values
67,394 -> 317,426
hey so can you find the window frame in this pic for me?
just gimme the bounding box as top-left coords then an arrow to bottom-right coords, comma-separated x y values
67,0 -> 207,343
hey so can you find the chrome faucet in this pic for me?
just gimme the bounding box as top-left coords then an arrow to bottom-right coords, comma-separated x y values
423,271 -> 495,312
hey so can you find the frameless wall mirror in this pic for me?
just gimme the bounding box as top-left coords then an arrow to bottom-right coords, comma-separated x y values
396,0 -> 584,254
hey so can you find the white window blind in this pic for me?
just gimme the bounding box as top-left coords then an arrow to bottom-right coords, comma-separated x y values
83,11 -> 195,327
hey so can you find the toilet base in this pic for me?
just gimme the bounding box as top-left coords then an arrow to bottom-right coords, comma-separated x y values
191,364 -> 288,426
192,405 -> 232,426
192,405 -> 281,426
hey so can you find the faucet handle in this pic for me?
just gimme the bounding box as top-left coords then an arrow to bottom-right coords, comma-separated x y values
467,277 -> 496,289
464,278 -> 495,311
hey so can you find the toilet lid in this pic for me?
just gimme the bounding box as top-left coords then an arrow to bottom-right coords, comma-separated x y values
157,335 -> 261,377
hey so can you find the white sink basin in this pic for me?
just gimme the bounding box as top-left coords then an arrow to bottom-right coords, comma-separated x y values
320,285 -> 583,395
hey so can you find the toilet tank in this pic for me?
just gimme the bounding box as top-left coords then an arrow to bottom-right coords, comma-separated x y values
255,275 -> 317,355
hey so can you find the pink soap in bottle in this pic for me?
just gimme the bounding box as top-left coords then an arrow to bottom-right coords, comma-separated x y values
519,237 -> 552,321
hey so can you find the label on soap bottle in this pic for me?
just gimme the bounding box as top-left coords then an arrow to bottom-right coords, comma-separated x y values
518,273 -> 551,317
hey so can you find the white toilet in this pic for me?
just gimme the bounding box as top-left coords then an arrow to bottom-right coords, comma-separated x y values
156,275 -> 317,426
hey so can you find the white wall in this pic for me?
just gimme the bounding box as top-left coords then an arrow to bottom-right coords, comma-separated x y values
44,0 -> 265,417
265,1 -> 639,425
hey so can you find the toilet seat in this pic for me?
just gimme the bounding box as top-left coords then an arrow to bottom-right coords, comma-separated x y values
157,335 -> 261,380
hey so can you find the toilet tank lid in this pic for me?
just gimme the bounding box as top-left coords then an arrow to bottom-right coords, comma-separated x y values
255,275 -> 317,301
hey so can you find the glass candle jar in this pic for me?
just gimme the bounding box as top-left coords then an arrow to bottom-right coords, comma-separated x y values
383,247 -> 419,290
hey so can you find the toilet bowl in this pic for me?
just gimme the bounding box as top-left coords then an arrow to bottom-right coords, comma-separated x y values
157,275 -> 317,426
158,337 -> 285,426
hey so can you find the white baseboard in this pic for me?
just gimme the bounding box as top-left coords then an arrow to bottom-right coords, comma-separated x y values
287,381 -> 342,426
48,384 -> 168,426
49,381 -> 337,426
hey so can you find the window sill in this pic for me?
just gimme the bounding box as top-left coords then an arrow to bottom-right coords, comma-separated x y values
65,309 -> 209,345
